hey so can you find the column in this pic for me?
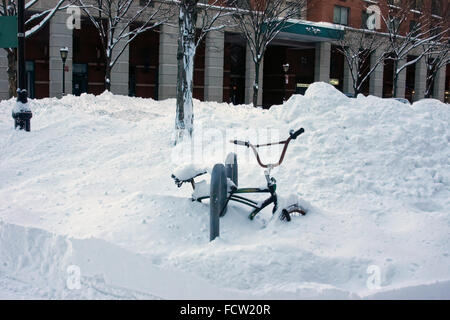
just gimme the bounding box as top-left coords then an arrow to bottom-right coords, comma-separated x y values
342,59 -> 354,94
314,42 -> 330,83
369,49 -> 384,97
110,24 -> 129,95
158,22 -> 178,100
432,65 -> 446,102
244,45 -> 263,106
204,30 -> 224,102
49,11 -> 73,97
0,49 -> 9,99
413,56 -> 427,101
396,59 -> 407,98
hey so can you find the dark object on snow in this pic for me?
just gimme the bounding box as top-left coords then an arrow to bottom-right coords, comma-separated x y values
12,89 -> 32,132
12,110 -> 32,131
210,163 -> 227,241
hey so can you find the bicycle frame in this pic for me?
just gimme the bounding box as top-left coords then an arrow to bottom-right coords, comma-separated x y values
182,128 -> 305,220
195,164 -> 280,219
196,185 -> 277,219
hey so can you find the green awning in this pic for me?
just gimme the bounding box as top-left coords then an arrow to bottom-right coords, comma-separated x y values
281,21 -> 344,41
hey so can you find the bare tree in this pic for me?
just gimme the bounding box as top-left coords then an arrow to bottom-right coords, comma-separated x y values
337,28 -> 388,97
76,0 -> 172,91
229,0 -> 307,107
379,0 -> 449,97
422,41 -> 450,98
174,0 -> 232,143
1,0 -> 70,98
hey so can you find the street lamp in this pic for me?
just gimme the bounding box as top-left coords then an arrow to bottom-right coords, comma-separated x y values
60,47 -> 68,95
282,63 -> 290,102
12,0 -> 32,131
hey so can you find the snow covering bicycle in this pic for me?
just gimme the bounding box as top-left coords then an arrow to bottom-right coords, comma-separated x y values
171,128 -> 307,241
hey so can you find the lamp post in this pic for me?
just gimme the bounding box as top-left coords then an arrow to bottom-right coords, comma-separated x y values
282,63 -> 290,102
60,47 -> 68,95
12,0 -> 32,131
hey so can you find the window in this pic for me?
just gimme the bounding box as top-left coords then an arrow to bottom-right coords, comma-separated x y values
139,0 -> 154,7
431,0 -> 442,15
389,18 -> 400,31
388,0 -> 402,6
287,2 -> 304,19
333,6 -> 349,26
362,10 -> 369,29
227,0 -> 247,8
409,20 -> 420,37
430,25 -> 442,37
412,0 -> 423,11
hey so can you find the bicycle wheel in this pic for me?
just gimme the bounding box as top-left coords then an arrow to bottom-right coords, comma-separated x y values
279,205 -> 307,222
210,163 -> 227,241
225,152 -> 238,188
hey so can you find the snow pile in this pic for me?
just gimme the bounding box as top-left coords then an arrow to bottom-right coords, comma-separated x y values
0,86 -> 449,299
270,83 -> 449,210
0,222 -> 247,299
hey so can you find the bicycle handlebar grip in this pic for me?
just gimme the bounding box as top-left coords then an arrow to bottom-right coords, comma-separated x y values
230,140 -> 249,147
289,128 -> 304,139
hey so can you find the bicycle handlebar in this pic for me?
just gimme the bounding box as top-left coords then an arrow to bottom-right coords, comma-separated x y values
231,140 -> 249,147
290,128 -> 304,140
230,128 -> 305,168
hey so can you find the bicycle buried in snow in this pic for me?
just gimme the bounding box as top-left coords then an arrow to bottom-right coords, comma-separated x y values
171,128 -> 307,241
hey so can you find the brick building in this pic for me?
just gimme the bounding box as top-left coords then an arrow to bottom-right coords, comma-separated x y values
0,0 -> 448,105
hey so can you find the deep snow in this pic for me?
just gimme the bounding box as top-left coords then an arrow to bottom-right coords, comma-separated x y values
0,83 -> 449,299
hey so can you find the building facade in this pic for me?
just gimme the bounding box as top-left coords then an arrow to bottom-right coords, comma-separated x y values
0,0 -> 448,105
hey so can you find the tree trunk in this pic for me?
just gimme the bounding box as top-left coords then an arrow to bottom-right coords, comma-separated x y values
425,77 -> 433,98
393,60 -> 398,98
105,62 -> 111,91
6,49 -> 17,98
252,60 -> 260,107
353,85 -> 360,97
175,0 -> 197,143
425,67 -> 436,99
353,74 -> 360,97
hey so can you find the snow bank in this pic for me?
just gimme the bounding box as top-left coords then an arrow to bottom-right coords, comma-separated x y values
0,86 -> 449,299
270,82 -> 450,209
0,222 -> 258,299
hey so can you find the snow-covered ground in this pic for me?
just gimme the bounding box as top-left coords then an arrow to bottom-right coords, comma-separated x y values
0,83 -> 449,299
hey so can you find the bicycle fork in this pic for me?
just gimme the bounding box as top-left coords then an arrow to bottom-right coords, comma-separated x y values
249,169 -> 278,220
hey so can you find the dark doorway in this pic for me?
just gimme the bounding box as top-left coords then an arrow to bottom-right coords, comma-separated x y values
383,54 -> 394,98
405,55 -> 416,102
359,50 -> 371,96
223,32 -> 246,105
129,25 -> 159,99
25,13 -> 49,98
72,63 -> 88,96
330,46 -> 344,93
194,32 -> 206,101
263,44 -> 315,107
73,19 -> 106,95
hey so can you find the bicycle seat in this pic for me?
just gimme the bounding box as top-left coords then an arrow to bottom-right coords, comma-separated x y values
171,164 -> 207,187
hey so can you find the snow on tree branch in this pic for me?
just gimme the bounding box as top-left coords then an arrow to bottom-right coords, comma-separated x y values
229,0 -> 308,106
74,0 -> 174,90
